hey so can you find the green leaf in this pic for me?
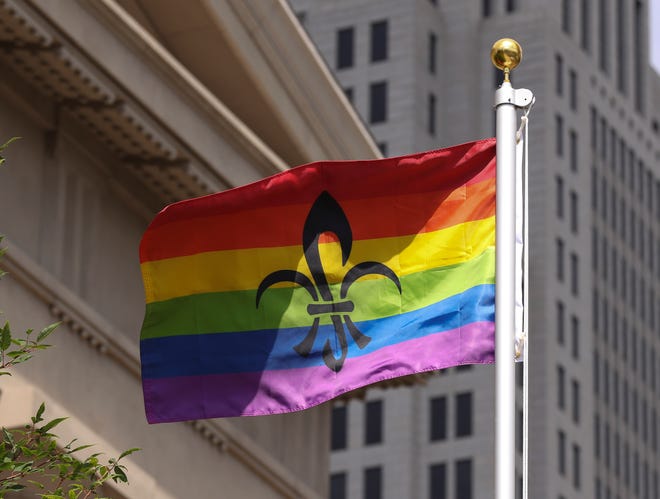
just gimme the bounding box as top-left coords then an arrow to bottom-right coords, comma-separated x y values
37,322 -> 60,343
70,444 -> 93,453
0,137 -> 20,165
7,353 -> 32,364
12,460 -> 34,473
38,417 -> 67,434
5,483 -> 26,490
27,479 -> 45,489
34,402 -> 46,423
118,447 -> 140,460
0,136 -> 20,151
2,427 -> 15,447
112,465 -> 128,483
0,322 -> 10,351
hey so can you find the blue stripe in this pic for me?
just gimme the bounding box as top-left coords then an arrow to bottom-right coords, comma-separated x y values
140,284 -> 494,379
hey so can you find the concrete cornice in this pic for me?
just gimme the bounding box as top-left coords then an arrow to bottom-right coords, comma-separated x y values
11,0 -> 288,202
1,238 -> 322,499
86,0 -> 290,175
210,0 -> 380,161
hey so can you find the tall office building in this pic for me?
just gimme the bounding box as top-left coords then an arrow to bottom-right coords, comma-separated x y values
289,1 -> 660,498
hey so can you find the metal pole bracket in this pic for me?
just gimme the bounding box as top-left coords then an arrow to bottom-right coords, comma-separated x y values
494,87 -> 534,108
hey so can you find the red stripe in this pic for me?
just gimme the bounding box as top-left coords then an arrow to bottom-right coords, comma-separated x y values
148,139 -> 495,227
140,139 -> 495,262
140,177 -> 494,262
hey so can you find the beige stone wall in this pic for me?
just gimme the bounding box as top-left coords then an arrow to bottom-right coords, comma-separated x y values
0,0 -> 378,496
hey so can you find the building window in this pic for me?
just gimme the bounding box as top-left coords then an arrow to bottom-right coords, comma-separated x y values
593,350 -> 599,394
430,396 -> 447,441
571,379 -> 580,423
590,106 -> 597,149
343,87 -> 354,103
555,54 -> 564,95
556,114 -> 564,156
558,430 -> 566,475
428,93 -> 436,135
591,170 -> 598,214
482,0 -> 492,17
295,11 -> 306,25
364,466 -> 382,499
569,70 -> 577,110
370,20 -> 388,63
634,0 -> 644,112
455,392 -> 473,437
598,0 -> 609,73
581,0 -> 591,52
455,459 -> 473,499
506,0 -> 516,12
369,81 -> 387,124
616,0 -> 627,93
428,32 -> 437,74
562,0 -> 572,34
556,238 -> 565,281
609,127 -> 617,169
331,405 -> 348,450
571,315 -> 579,359
365,400 -> 383,445
336,27 -> 354,69
557,365 -> 566,410
572,444 -> 581,489
570,191 -> 578,233
594,414 -> 600,457
330,472 -> 347,499
429,463 -> 447,499
603,360 -> 610,404
569,129 -> 578,171
556,175 -> 564,218
557,300 -> 565,344
570,253 -> 579,296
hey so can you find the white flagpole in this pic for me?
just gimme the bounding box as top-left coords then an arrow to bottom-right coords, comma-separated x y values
491,38 -> 532,499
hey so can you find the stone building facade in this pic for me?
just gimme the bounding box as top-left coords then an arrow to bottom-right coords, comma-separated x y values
0,1 -> 379,497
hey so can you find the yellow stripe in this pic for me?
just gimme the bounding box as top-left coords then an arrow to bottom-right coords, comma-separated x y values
142,216 -> 495,303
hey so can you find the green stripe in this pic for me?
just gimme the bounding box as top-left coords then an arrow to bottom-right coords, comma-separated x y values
140,247 -> 494,340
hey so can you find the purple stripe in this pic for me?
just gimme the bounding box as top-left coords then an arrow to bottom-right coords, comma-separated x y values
143,321 -> 494,423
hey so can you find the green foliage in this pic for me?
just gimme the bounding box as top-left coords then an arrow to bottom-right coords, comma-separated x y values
0,402 -> 138,498
0,141 -> 139,497
0,320 -> 58,375
0,250 -> 139,499
0,137 -> 19,166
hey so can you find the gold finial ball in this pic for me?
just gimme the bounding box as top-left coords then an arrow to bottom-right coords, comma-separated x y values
490,38 -> 522,72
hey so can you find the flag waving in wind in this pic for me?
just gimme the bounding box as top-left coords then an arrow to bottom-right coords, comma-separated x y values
139,138 -> 496,423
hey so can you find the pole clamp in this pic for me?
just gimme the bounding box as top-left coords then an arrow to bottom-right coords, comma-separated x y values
494,86 -> 534,109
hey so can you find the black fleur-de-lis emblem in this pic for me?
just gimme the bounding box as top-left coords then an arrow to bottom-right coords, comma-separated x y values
256,191 -> 402,372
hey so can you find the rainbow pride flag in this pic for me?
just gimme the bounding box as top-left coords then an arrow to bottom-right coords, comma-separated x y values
139,138 -> 496,423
